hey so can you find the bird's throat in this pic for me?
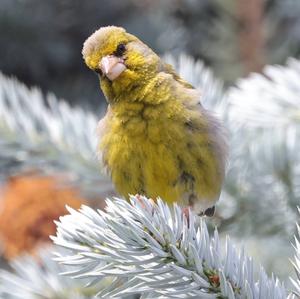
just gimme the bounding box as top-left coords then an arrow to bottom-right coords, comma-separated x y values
100,73 -> 161,104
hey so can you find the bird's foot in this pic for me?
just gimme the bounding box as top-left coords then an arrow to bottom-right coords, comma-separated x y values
182,206 -> 192,223
182,206 -> 189,218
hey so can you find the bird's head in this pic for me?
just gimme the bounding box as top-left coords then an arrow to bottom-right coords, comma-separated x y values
82,26 -> 161,102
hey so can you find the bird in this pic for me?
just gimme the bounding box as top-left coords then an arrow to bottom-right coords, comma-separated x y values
82,26 -> 227,216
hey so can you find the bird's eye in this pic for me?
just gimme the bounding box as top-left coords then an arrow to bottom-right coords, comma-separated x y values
115,43 -> 126,57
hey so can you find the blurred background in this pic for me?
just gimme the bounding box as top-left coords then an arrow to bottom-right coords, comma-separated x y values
1,0 -> 300,298
1,0 -> 300,108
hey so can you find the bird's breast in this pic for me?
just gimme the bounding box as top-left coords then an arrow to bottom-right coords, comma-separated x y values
97,102 -> 224,206
98,105 -> 185,199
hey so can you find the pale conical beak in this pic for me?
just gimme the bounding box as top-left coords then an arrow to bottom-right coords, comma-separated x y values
100,55 -> 126,81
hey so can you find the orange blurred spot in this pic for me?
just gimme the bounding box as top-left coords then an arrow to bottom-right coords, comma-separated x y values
0,175 -> 85,260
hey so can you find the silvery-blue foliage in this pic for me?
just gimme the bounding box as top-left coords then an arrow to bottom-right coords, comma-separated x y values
0,247 -> 104,299
53,195 -> 290,298
291,219 -> 300,297
0,72 -> 113,197
1,55 -> 300,297
226,58 -> 300,235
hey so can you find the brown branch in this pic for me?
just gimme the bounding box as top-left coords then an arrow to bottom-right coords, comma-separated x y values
237,0 -> 266,74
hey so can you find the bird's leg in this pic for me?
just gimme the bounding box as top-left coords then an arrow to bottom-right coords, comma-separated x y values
182,206 -> 194,227
182,194 -> 197,222
182,206 -> 190,220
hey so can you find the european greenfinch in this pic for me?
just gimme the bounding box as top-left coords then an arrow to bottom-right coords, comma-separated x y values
82,26 -> 227,216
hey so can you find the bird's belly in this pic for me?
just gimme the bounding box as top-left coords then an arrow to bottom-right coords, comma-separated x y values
105,138 -> 182,203
99,116 -> 222,207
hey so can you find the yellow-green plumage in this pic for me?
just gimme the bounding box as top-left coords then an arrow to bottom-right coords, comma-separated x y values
82,26 -> 227,213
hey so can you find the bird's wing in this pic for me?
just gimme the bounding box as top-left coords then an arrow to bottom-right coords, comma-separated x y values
161,62 -> 195,89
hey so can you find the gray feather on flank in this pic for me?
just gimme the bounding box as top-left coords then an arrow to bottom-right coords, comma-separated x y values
203,107 -> 229,175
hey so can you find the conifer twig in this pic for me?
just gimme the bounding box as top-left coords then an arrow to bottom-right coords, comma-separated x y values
52,195 -> 289,298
